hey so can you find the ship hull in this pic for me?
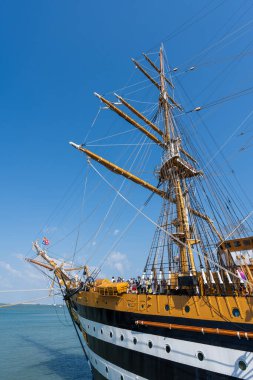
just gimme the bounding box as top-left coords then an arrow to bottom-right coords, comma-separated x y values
74,299 -> 253,380
86,334 -> 242,380
89,359 -> 237,380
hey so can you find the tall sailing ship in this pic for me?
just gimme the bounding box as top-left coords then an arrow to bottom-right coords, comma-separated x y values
28,46 -> 253,379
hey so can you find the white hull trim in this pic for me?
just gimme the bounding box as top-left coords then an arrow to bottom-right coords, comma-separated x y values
84,338 -> 148,380
80,315 -> 253,379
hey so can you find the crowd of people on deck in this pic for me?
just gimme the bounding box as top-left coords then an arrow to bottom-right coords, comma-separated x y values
111,275 -> 168,294
110,266 -> 250,295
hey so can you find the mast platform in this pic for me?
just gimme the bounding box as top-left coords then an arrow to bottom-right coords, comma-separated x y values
159,155 -> 202,181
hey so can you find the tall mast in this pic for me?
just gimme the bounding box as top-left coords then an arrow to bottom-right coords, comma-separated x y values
70,46 -> 221,279
159,45 -> 196,274
159,45 -> 174,144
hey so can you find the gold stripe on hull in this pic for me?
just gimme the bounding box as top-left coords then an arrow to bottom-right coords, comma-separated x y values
74,290 -> 253,324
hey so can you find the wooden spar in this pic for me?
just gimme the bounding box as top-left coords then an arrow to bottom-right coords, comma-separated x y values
70,142 -> 221,240
180,147 -> 197,163
64,267 -> 84,271
94,93 -> 165,148
135,320 -> 253,339
25,258 -> 54,271
166,92 -> 183,111
33,241 -> 71,283
143,53 -> 161,74
69,143 -> 167,198
131,58 -> 161,90
33,241 -> 59,269
188,207 -> 223,241
132,58 -> 182,112
114,93 -> 164,137
143,53 -> 174,89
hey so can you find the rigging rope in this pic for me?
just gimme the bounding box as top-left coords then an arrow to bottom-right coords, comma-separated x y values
0,288 -> 52,293
83,126 -> 154,267
203,108 -> 253,170
72,165 -> 90,264
87,128 -> 137,144
0,294 -> 57,308
57,278 -> 89,361
124,97 -> 157,105
49,99 -> 156,254
91,191 -> 155,278
188,86 -> 253,113
171,48 -> 253,76
179,12 -> 253,72
175,66 -> 253,218
83,107 -> 102,145
89,161 -> 253,286
144,1 -> 226,56
86,143 -> 156,147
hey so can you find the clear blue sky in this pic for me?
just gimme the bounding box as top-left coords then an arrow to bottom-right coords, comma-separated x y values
1,0 -> 253,303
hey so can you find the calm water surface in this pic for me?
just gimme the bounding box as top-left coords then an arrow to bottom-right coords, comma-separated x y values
0,304 -> 92,380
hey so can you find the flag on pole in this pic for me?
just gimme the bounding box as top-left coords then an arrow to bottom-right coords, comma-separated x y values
42,237 -> 49,246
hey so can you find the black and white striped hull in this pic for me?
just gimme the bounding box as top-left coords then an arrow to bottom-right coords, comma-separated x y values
76,307 -> 253,379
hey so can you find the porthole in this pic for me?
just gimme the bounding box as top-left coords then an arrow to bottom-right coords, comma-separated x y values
197,351 -> 204,361
185,305 -> 190,313
120,376 -> 124,380
148,341 -> 153,349
95,359 -> 97,365
93,326 -> 96,332
165,344 -> 171,353
232,308 -> 240,317
87,324 -> 90,329
239,360 -> 247,371
120,334 -> 124,341
141,304 -> 144,309
110,331 -> 113,338
101,329 -> 103,335
133,337 -> 137,345
165,304 -> 170,311
106,366 -> 108,373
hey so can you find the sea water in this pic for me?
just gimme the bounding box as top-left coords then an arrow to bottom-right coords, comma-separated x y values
0,304 -> 92,380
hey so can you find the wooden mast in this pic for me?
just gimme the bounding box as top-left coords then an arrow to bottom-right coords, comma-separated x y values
159,45 -> 196,274
142,53 -> 174,89
159,46 -> 173,143
69,47 -> 228,278
131,58 -> 182,111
